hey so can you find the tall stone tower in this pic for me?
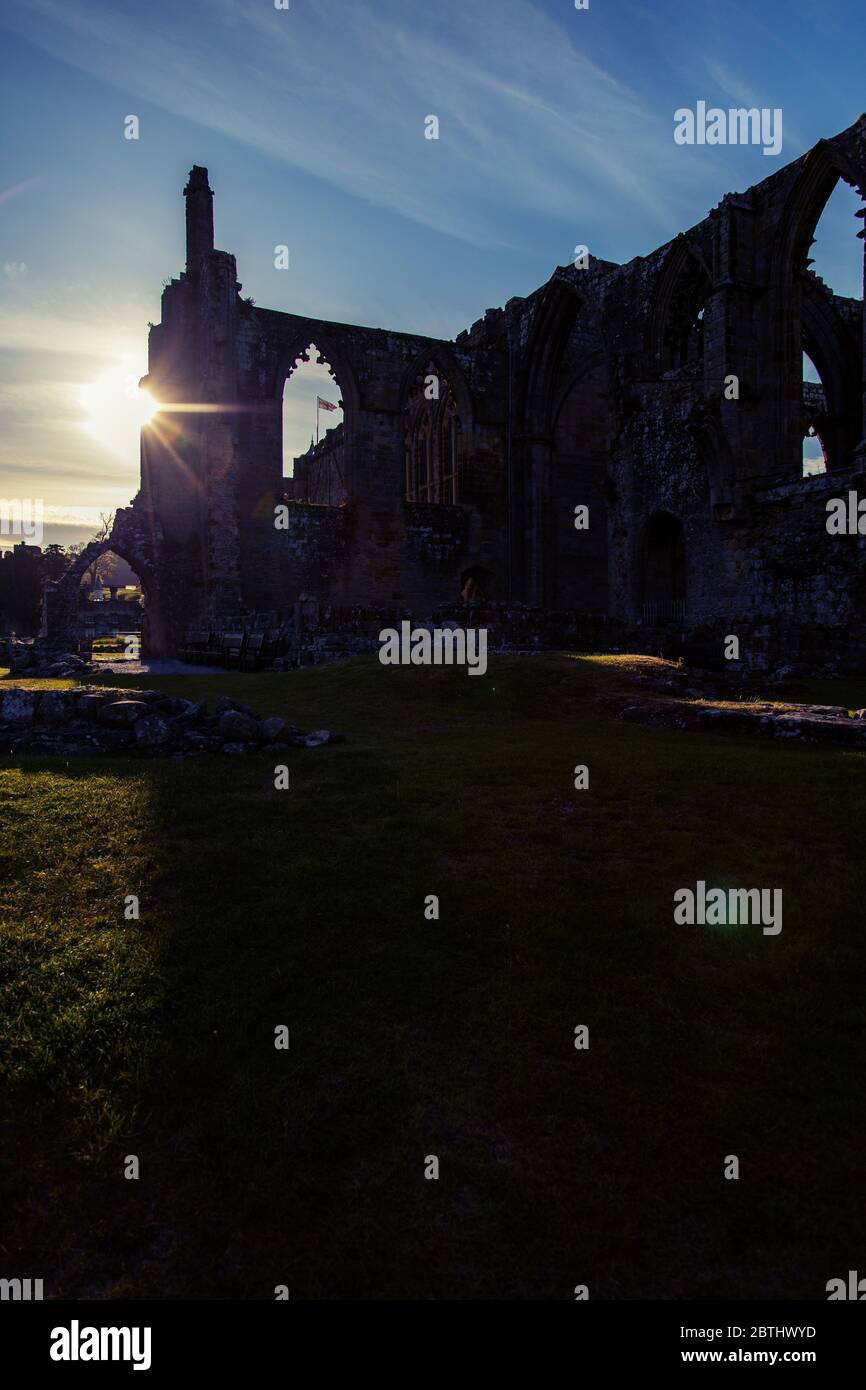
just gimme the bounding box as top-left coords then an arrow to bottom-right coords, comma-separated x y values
139,166 -> 244,649
184,165 -> 214,270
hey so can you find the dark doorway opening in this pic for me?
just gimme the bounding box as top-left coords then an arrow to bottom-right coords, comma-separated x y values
461,565 -> 494,602
641,513 -> 686,622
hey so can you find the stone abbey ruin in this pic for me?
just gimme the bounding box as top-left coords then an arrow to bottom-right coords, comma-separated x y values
44,116 -> 866,673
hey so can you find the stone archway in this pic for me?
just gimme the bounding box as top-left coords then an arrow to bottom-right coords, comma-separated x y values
769,141 -> 866,469
40,507 -> 165,656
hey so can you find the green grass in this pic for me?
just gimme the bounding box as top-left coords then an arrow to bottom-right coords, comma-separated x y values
1,654 -> 864,1299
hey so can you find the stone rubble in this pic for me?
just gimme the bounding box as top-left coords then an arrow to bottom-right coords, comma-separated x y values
0,636 -> 98,679
0,685 -> 344,758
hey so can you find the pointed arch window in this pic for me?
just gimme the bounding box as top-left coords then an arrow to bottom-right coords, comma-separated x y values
405,365 -> 462,503
655,247 -> 713,372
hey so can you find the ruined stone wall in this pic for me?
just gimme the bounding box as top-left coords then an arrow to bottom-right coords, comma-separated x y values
88,124 -> 866,669
291,424 -> 347,506
570,117 -> 866,669
277,501 -> 351,599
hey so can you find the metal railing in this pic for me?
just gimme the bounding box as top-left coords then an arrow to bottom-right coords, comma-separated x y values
642,599 -> 685,624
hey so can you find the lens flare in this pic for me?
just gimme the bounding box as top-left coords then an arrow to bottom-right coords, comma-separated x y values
77,361 -> 156,456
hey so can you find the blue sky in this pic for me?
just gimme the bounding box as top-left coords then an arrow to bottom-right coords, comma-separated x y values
0,0 -> 863,545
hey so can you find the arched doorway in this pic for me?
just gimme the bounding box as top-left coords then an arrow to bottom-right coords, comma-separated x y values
641,512 -> 686,623
77,549 -> 145,661
41,528 -> 157,655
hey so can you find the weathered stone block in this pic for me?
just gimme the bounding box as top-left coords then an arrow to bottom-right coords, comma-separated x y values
1,690 -> 39,724
95,729 -> 135,750
215,695 -> 256,717
97,700 -> 150,726
218,709 -> 260,741
77,693 -> 110,718
181,731 -> 211,752
134,715 -> 172,748
39,691 -> 72,725
260,716 -> 294,742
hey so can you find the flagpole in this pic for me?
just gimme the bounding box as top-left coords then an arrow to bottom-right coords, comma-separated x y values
316,397 -> 320,445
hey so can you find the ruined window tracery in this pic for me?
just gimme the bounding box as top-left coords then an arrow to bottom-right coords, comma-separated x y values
405,365 -> 461,503
282,343 -> 345,502
664,265 -> 711,370
652,241 -> 713,374
802,355 -> 829,476
792,178 -> 864,476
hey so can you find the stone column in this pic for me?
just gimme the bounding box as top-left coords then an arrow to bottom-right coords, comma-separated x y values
184,166 -> 214,272
521,436 -> 553,606
853,198 -> 866,461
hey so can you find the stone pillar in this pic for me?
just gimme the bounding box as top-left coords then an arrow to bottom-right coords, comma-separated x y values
184,166 -> 214,272
855,200 -> 866,460
521,436 -> 553,606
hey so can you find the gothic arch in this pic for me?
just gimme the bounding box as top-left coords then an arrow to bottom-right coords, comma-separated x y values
685,401 -> 738,519
647,236 -> 713,371
515,272 -> 601,605
801,277 -> 861,469
520,272 -> 585,439
400,345 -> 473,504
771,140 -> 864,294
272,327 -> 361,497
398,342 -> 474,433
549,349 -> 611,610
272,329 -> 361,416
551,350 -> 606,434
769,139 -> 866,470
41,520 -> 159,652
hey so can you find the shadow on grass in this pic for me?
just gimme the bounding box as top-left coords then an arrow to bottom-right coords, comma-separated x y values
2,655 -> 865,1298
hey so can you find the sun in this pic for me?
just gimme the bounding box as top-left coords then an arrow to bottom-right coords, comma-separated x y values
77,359 -> 158,457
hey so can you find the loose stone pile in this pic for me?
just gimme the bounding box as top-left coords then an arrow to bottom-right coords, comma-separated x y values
0,686 -> 342,757
0,638 -> 98,679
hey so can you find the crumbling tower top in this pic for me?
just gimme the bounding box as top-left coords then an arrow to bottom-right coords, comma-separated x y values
183,165 -> 214,271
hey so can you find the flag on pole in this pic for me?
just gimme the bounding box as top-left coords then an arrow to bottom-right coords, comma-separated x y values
317,396 -> 337,412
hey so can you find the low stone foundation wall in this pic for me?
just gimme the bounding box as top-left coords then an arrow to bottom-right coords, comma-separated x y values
0,686 -> 342,758
269,602 -> 629,666
182,600 -> 857,679
617,695 -> 866,748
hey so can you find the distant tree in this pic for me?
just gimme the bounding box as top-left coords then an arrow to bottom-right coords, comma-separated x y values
95,551 -> 126,589
79,513 -> 116,589
43,544 -> 68,583
0,545 -> 45,635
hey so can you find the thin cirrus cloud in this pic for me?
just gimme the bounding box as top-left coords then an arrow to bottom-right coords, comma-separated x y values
0,0 -> 692,249
1,0 -> 860,525
0,178 -> 43,206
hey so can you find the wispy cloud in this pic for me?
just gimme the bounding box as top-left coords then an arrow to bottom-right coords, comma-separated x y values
0,178 -> 42,206
0,308 -> 130,358
704,60 -> 761,112
0,301 -> 146,507
0,0 -> 695,248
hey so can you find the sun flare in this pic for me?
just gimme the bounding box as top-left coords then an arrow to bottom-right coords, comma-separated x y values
77,360 -> 157,456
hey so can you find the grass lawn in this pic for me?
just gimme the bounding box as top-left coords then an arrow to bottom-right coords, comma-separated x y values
1,654 -> 864,1299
